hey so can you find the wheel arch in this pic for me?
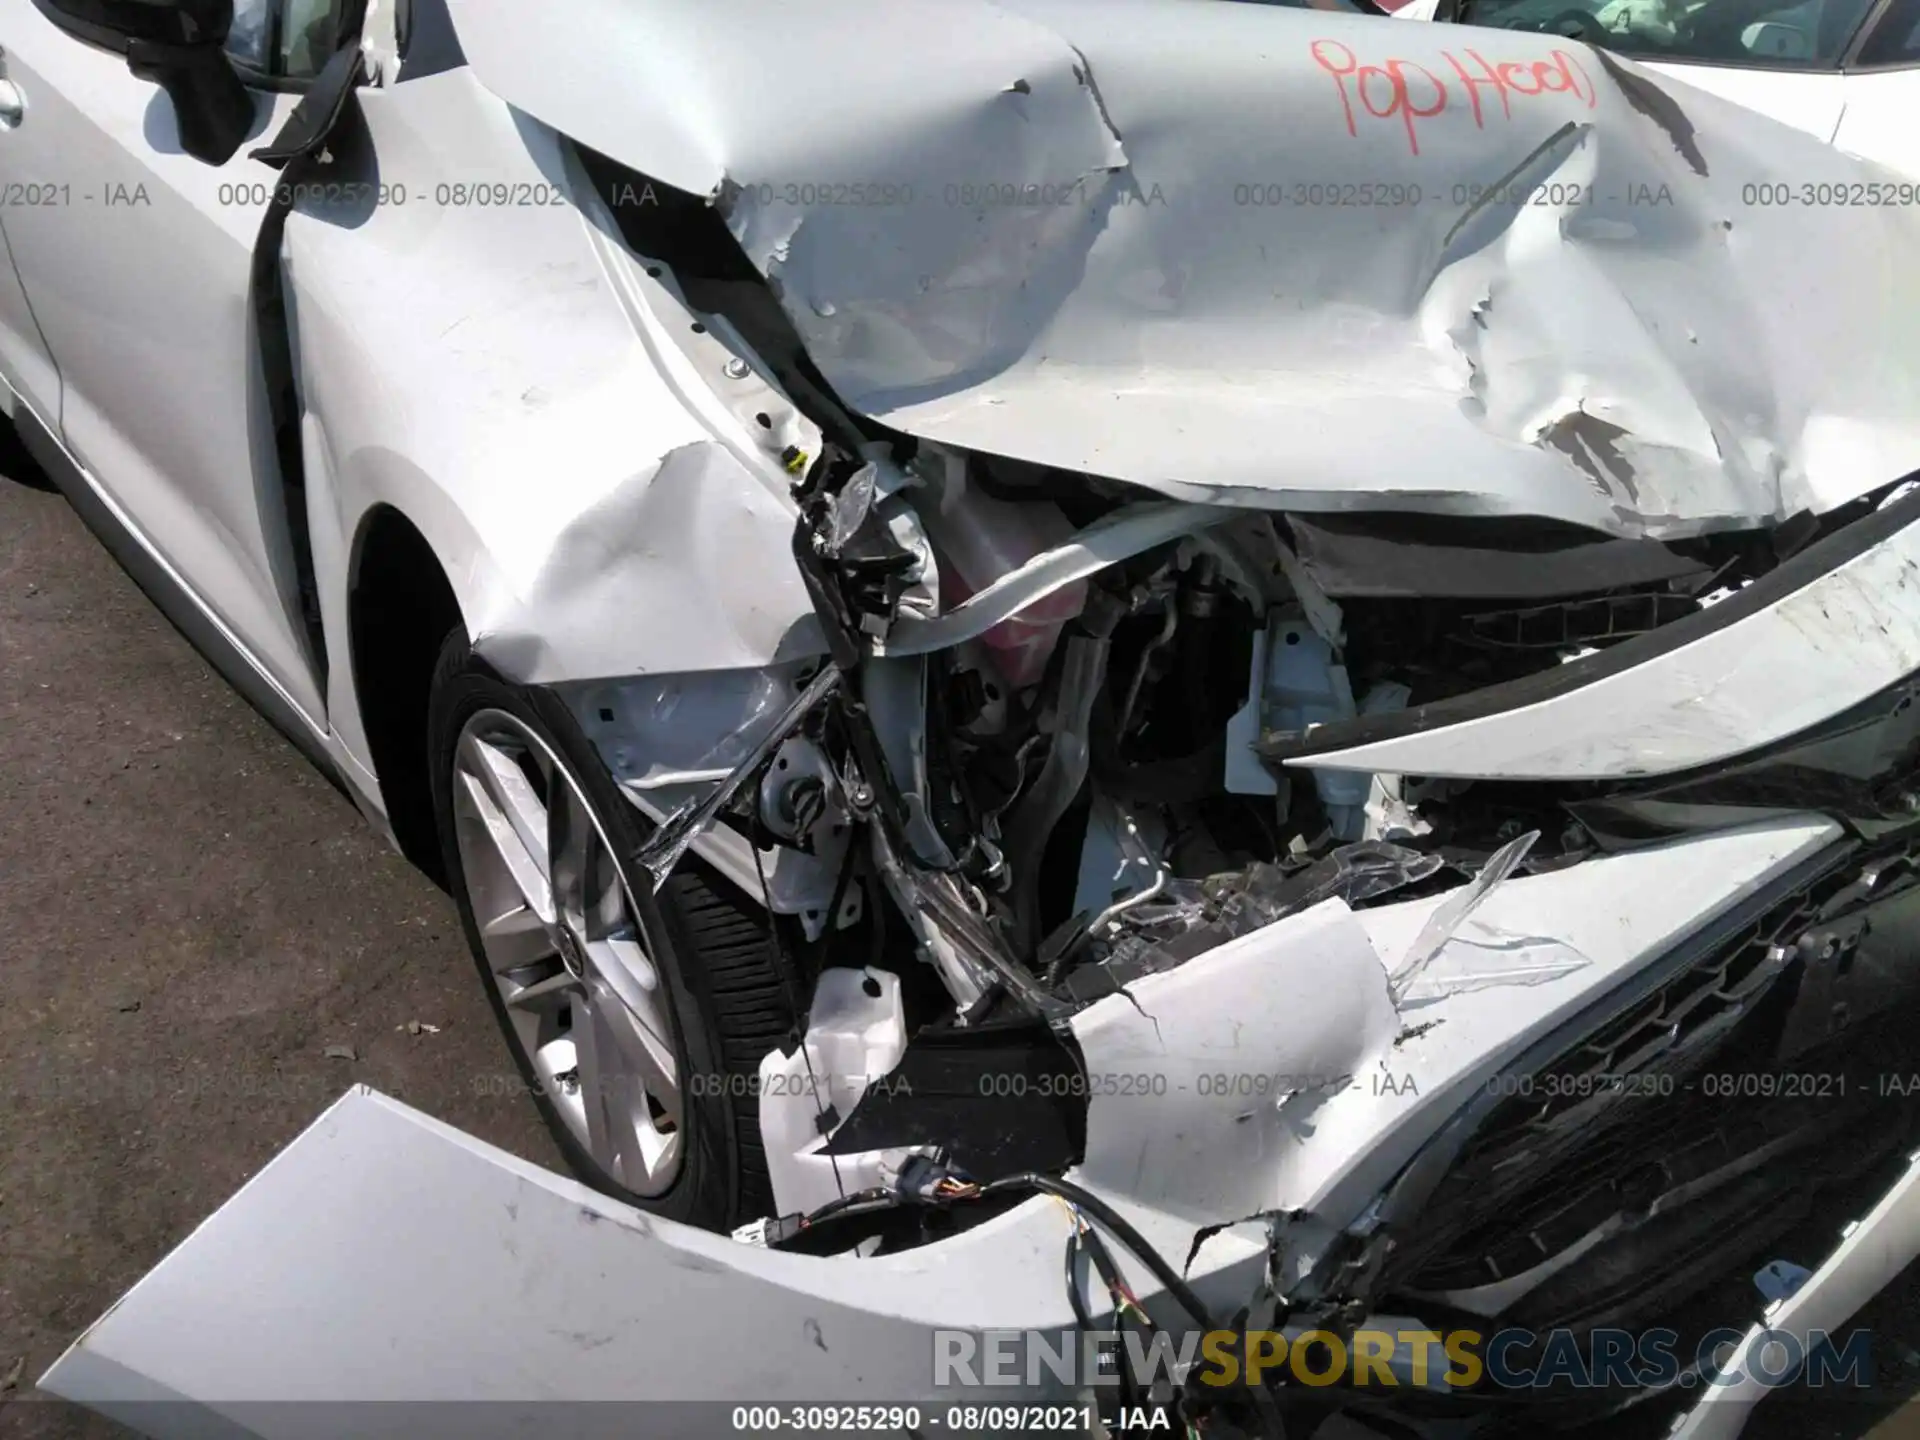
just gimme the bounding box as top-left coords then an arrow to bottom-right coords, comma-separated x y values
348,501 -> 466,884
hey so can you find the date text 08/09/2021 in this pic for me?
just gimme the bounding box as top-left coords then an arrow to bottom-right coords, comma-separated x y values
730,1405 -> 1108,1433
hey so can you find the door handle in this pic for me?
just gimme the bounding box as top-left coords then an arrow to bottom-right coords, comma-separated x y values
0,45 -> 21,128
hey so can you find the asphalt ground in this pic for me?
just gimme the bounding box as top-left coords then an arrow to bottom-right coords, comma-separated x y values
0,448 -> 1916,1440
0,444 -> 556,1436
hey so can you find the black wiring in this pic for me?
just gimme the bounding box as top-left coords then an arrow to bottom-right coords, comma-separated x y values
1067,1220 -> 1152,1416
789,1168 -> 1218,1333
1077,1222 -> 1128,1298
1063,1229 -> 1100,1332
793,1170 -> 1217,1428
803,1186 -> 891,1219
981,1172 -> 1220,1333
801,1191 -> 903,1227
1111,1288 -> 1141,1416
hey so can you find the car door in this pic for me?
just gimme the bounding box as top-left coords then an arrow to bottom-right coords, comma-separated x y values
0,200 -> 58,430
1833,0 -> 1920,176
0,0 -> 354,726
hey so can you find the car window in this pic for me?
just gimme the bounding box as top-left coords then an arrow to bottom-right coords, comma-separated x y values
1854,0 -> 1920,61
1455,0 -> 1879,66
227,0 -> 354,81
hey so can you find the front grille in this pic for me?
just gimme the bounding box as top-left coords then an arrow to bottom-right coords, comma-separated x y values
1384,836 -> 1920,1317
1447,857 -> 1854,1184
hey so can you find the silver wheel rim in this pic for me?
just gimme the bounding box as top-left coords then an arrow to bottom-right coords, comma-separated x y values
451,709 -> 684,1195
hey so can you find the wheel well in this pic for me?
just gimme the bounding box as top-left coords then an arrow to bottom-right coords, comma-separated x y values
349,506 -> 463,887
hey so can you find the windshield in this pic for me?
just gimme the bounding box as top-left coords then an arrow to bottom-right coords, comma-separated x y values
1455,0 -> 1877,66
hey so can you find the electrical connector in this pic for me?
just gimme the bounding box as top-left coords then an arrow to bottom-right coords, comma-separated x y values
892,1152 -> 973,1201
732,1212 -> 806,1247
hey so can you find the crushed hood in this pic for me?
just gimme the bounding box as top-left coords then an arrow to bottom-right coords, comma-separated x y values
447,0 -> 1920,539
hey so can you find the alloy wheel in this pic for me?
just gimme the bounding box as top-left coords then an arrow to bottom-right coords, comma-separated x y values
450,709 -> 684,1195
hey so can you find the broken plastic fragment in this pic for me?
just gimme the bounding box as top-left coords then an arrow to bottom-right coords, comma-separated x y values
1753,1258 -> 1813,1303
1098,931 -> 1187,983
1394,922 -> 1591,1001
1262,516 -> 1343,649
1108,881 -> 1209,936
634,664 -> 842,891
1247,842 -> 1444,922
822,463 -> 879,556
1388,830 -> 1537,1004
1088,842 -> 1442,985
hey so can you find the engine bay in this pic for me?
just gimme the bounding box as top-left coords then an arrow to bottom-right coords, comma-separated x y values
545,124 -> 1920,1435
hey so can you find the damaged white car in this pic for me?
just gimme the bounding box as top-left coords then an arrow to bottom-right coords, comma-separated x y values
8,0 -> 1920,1435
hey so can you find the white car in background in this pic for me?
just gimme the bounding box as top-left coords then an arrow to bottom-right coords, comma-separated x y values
1399,0 -> 1920,175
5,0 -> 1920,1435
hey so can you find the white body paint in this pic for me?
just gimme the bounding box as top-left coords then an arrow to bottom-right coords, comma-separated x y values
2,2 -> 1917,1436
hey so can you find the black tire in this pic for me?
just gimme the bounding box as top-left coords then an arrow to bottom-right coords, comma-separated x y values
426,629 -> 795,1229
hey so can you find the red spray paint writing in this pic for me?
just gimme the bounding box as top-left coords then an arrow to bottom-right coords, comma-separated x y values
1310,39 -> 1597,156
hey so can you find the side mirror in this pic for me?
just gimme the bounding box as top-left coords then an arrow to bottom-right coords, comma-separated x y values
1741,18 -> 1813,55
41,0 -> 252,163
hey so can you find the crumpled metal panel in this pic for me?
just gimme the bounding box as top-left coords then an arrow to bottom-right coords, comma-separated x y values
446,0 -> 1920,538
467,439 -> 826,683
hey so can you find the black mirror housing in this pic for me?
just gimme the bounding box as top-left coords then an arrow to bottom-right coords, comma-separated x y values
127,35 -> 253,164
37,0 -> 252,164
38,0 -> 236,50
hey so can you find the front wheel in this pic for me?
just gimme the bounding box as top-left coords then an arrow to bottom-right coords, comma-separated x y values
427,632 -> 796,1229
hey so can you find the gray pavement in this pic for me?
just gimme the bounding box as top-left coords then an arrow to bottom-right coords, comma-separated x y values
0,456 -> 555,1437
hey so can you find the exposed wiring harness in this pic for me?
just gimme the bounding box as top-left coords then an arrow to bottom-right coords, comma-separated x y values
980,1172 -> 1219,1333
1059,1198 -> 1150,1413
777,1165 -> 1217,1328
763,1165 -> 1227,1436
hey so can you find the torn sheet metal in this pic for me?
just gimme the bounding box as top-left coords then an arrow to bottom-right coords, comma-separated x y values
447,0 -> 1920,539
880,500 -> 1228,658
281,69 -> 826,698
1285,512 -> 1710,598
632,662 -> 840,889
562,667 -> 854,928
1284,483 -> 1920,781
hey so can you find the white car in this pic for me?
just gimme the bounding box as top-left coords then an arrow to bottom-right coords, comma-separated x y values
6,0 -> 1920,1435
1399,0 -> 1920,175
